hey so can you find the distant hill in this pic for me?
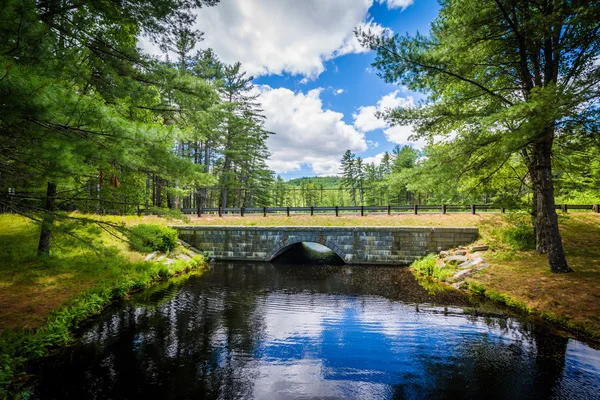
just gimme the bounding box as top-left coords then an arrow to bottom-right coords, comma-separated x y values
286,176 -> 341,188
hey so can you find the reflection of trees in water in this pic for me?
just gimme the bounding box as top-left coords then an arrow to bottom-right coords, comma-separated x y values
32,262 -> 574,399
32,265 -> 268,399
391,323 -> 567,400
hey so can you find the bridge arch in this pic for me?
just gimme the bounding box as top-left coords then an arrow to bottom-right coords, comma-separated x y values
267,235 -> 348,263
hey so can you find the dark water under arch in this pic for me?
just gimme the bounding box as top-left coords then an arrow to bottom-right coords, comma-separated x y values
28,262 -> 600,399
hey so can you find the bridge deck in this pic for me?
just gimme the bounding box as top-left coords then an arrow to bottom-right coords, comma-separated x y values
173,225 -> 479,265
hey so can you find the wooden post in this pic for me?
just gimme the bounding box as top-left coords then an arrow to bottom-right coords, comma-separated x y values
561,204 -> 568,213
594,204 -> 600,213
310,206 -> 314,216
197,206 -> 202,217
286,206 -> 290,217
335,206 -> 339,217
442,204 -> 447,214
414,204 -> 418,215
263,207 -> 267,217
471,204 -> 476,214
360,205 -> 364,217
501,207 -> 506,213
387,204 -> 391,215
218,206 -> 222,217
240,207 -> 244,217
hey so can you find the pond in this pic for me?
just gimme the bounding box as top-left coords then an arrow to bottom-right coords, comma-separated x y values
29,252 -> 600,399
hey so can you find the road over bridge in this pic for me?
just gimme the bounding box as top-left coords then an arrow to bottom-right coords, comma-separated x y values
173,226 -> 479,265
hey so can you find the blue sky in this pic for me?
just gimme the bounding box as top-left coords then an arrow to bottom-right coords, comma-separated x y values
179,0 -> 441,179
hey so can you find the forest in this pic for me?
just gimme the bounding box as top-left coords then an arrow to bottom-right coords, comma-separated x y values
1,0 -> 599,274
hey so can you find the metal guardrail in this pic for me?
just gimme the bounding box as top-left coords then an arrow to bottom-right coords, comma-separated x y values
178,203 -> 600,217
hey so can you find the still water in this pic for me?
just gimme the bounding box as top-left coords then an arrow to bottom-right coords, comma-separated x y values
30,250 -> 600,399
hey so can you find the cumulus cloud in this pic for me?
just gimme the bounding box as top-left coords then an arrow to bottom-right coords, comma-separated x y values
333,19 -> 389,58
383,124 -> 426,148
376,0 -> 414,10
139,1 -> 397,80
193,0 -> 379,79
363,152 -> 386,166
353,90 -> 413,132
334,89 -> 345,95
257,86 -> 367,175
353,90 -> 425,148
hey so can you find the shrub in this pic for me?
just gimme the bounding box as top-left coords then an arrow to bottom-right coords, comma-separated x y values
128,224 -> 179,253
411,254 -> 456,282
497,224 -> 535,251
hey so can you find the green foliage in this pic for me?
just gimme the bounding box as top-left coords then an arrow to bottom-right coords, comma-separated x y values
466,282 -> 532,314
411,254 -> 456,282
488,213 -> 536,251
128,224 -> 179,253
287,177 -> 341,188
0,216 -> 207,395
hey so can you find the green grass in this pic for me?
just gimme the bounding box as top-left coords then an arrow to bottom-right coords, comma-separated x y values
0,214 -> 207,396
411,254 -> 457,282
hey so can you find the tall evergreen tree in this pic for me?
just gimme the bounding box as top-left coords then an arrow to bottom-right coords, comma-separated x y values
340,150 -> 358,206
360,0 -> 600,272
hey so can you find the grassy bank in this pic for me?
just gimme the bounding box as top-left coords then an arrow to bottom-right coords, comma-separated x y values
409,212 -> 600,341
0,214 -> 207,395
465,212 -> 600,340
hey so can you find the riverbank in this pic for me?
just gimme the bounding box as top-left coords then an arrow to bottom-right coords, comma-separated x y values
410,212 -> 600,341
0,215 -> 207,394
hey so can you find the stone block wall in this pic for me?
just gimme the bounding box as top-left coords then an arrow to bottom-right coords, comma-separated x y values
172,226 -> 479,265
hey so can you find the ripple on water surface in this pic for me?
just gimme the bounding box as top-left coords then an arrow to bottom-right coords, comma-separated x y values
30,263 -> 600,400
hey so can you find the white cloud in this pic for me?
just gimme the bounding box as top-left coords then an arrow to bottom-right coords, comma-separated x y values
363,152 -> 386,165
367,140 -> 379,148
376,0 -> 414,10
257,86 -> 367,175
333,19 -> 389,58
353,90 -> 426,148
138,1 -> 395,80
334,89 -> 344,95
353,90 -> 414,132
383,124 -> 425,148
192,0 -> 380,79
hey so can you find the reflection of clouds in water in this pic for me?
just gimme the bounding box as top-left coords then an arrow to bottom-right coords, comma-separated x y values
565,340 -> 600,374
250,359 -> 390,400
261,293 -> 333,341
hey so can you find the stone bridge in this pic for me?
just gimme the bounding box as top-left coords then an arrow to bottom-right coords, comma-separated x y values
173,226 -> 479,265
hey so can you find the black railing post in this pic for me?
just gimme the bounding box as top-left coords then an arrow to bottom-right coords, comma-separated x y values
311,206 -> 314,216
471,204 -> 476,214
286,206 -> 290,217
442,204 -> 447,214
501,207 -> 506,213
240,207 -> 244,217
414,204 -> 418,215
387,204 -> 391,215
218,206 -> 222,217
263,207 -> 267,217
335,206 -> 339,217
197,205 -> 201,217
360,205 -> 364,217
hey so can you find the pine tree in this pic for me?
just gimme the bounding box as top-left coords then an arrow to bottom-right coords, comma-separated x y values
340,150 -> 358,206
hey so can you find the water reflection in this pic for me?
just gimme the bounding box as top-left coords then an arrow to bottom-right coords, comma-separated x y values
30,263 -> 600,399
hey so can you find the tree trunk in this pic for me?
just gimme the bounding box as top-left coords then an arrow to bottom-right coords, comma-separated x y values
530,132 -> 571,273
156,177 -> 162,207
37,181 -> 56,256
530,182 -> 547,254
